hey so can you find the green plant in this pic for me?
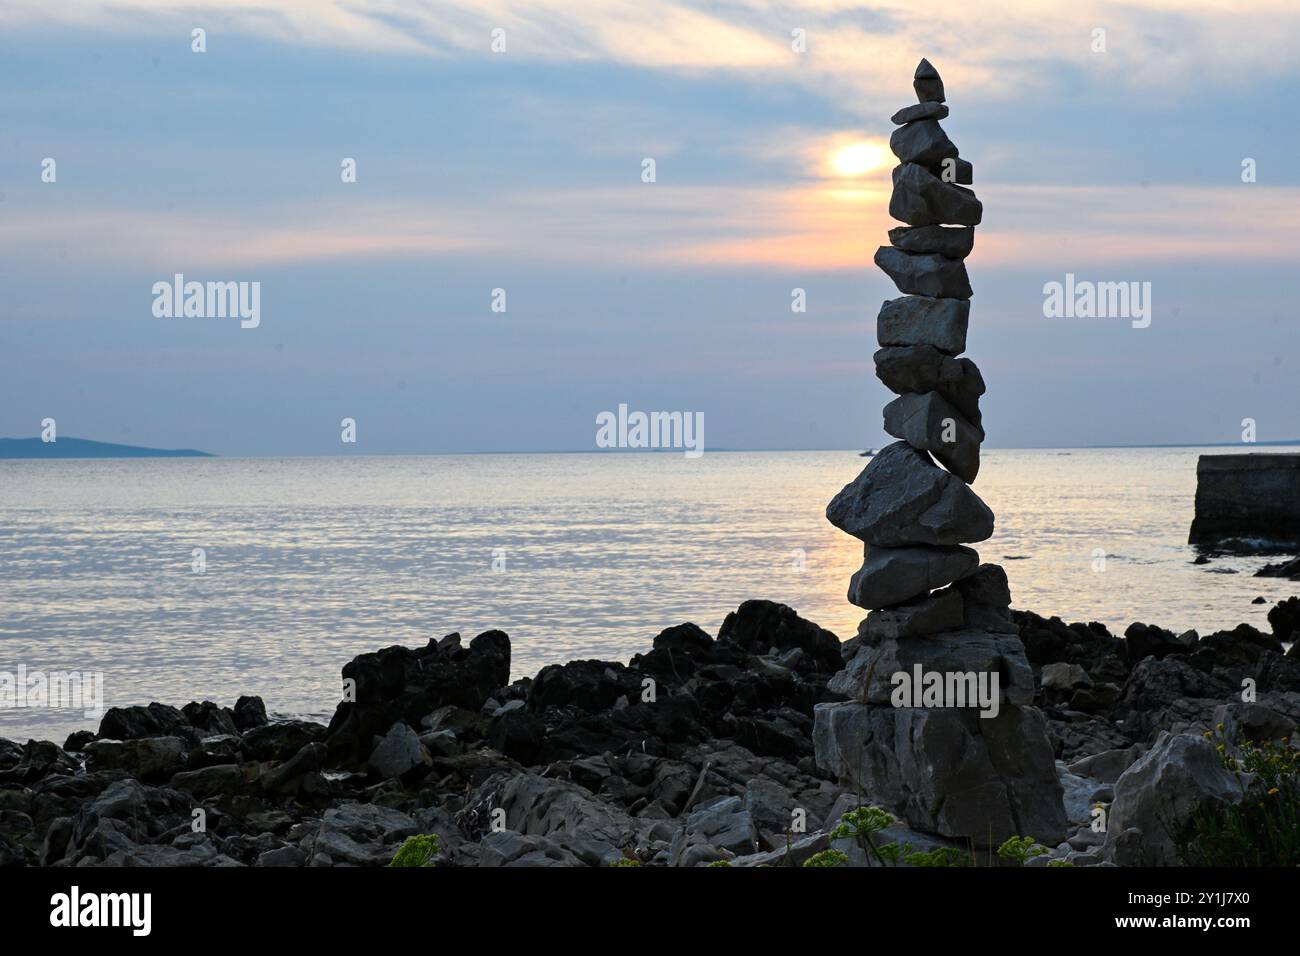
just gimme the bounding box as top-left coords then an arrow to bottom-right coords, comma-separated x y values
902,846 -> 970,867
1173,730 -> 1300,866
803,849 -> 850,867
389,833 -> 442,867
707,859 -> 732,867
830,805 -> 895,866
609,857 -> 643,867
996,836 -> 1047,865
1047,859 -> 1076,867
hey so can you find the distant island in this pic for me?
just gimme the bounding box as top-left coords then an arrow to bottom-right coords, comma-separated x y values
0,437 -> 213,459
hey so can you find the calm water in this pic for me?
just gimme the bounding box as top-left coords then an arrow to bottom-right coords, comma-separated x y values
2,448 -> 1296,742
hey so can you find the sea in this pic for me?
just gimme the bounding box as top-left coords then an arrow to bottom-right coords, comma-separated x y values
1,447 -> 1296,742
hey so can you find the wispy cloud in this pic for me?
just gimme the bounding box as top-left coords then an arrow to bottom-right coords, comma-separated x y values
9,0 -> 1300,114
6,182 -> 1297,274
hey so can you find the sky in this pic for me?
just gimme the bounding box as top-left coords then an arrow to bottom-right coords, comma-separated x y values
1,0 -> 1298,456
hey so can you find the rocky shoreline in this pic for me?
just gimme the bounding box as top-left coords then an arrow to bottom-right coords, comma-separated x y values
1,596 -> 1297,868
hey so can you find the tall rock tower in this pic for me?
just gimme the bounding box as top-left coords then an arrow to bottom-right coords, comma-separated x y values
813,59 -> 1067,848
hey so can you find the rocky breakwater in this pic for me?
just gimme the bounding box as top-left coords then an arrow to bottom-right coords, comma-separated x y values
813,59 -> 1068,848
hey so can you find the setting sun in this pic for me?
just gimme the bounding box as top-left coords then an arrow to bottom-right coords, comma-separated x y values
831,141 -> 888,177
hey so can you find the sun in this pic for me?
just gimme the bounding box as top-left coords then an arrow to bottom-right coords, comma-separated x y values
831,141 -> 888,177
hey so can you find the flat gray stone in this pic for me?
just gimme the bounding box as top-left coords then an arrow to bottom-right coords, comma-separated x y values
847,543 -> 979,609
913,57 -> 944,103
892,102 -> 948,125
874,346 -> 984,428
826,441 -> 993,546
890,163 -> 982,227
888,224 -> 973,258
883,391 -> 983,483
889,119 -> 958,167
875,246 -> 971,299
877,295 -> 968,355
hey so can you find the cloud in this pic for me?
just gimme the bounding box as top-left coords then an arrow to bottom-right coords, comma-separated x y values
5,182 -> 1297,275
8,0 -> 1300,115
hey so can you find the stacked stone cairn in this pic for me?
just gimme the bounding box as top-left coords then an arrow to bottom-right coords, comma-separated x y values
812,59 -> 1067,848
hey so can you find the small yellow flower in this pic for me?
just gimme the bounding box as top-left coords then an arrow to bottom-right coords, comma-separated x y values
1268,787 -> 1279,795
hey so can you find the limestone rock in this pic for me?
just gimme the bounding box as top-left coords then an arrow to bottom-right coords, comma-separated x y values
847,543 -> 979,609
366,721 -> 432,780
890,163 -> 982,227
877,294 -> 968,355
813,701 -> 1067,846
830,626 -> 1035,707
913,58 -> 945,103
1101,732 -> 1249,866
889,119 -> 958,167
888,224 -> 974,258
891,101 -> 948,125
826,441 -> 993,546
874,246 -> 972,299
883,391 -> 983,483
874,345 -> 984,427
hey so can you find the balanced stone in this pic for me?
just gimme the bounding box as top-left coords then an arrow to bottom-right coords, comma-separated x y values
955,563 -> 1016,631
847,543 -> 978,609
889,119 -> 958,167
855,586 -> 965,642
829,626 -> 1034,707
913,58 -> 945,103
888,224 -> 974,258
873,345 -> 984,428
874,246 -> 972,299
826,441 -> 993,546
890,163 -> 982,227
891,102 -> 948,125
929,157 -> 972,184
883,391 -> 982,483
877,295 -> 968,355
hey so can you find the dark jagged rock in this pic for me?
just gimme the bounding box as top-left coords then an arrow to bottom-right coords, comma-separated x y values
913,57 -> 944,103
529,660 -> 644,714
1125,621 -> 1194,665
883,390 -> 983,482
1014,610 -> 1130,685
826,441 -> 993,547
97,702 -> 190,742
874,246 -> 972,299
716,600 -> 842,673
891,101 -> 948,124
847,543 -> 979,609
889,118 -> 958,167
890,163 -> 982,226
323,630 -> 510,767
233,695 -> 269,731
888,224 -> 974,258
1269,596 -> 1300,642
874,345 -> 984,427
877,294 -> 969,355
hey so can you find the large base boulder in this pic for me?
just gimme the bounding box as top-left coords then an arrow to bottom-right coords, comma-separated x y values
813,700 -> 1067,847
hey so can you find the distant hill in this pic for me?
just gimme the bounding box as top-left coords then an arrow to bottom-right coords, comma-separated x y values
0,437 -> 213,459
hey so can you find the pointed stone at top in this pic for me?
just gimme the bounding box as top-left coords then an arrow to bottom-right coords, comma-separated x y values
914,58 -> 945,103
